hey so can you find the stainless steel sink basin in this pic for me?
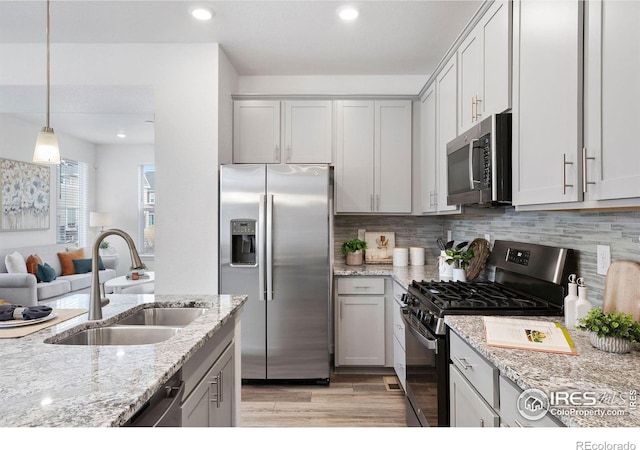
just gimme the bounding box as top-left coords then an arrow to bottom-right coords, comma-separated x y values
114,308 -> 208,327
52,326 -> 181,346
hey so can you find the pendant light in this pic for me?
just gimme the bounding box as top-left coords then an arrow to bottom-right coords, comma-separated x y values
33,0 -> 60,165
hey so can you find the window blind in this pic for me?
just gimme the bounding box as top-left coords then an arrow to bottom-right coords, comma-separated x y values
138,164 -> 155,255
56,159 -> 88,246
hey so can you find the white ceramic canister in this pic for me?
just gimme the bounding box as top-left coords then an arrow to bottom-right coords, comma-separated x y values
439,250 -> 453,281
409,247 -> 425,266
393,247 -> 409,267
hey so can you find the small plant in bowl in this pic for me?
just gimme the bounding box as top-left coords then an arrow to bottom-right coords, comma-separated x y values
341,239 -> 367,266
444,241 -> 475,269
577,307 -> 640,353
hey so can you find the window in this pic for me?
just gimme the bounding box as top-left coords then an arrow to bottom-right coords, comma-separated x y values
56,159 -> 88,246
139,164 -> 155,255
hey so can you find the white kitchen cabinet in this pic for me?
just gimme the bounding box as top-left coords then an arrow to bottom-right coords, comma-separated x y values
458,0 -> 511,134
181,319 -> 236,427
499,375 -> 563,428
450,364 -> 500,427
435,56 -> 461,213
512,0 -> 583,206
233,100 -> 332,164
335,100 -> 412,213
392,282 -> 407,391
335,277 -> 386,366
583,0 -> 640,202
421,84 -> 438,213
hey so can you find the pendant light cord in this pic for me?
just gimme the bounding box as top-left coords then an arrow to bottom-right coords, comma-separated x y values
46,0 -> 51,130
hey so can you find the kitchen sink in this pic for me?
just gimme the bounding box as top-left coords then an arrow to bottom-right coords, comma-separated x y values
114,308 -> 208,327
51,326 -> 182,346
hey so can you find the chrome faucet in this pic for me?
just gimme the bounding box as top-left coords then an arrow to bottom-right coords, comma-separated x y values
89,228 -> 143,320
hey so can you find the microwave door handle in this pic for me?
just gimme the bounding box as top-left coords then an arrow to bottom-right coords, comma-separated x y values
468,139 -> 479,190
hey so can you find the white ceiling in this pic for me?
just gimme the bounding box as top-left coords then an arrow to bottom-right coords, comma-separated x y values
0,0 -> 483,145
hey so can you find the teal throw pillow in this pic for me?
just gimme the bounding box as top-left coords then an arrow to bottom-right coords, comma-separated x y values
72,257 -> 105,274
36,263 -> 57,282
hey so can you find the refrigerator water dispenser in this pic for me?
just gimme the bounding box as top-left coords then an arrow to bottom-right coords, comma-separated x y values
230,219 -> 256,266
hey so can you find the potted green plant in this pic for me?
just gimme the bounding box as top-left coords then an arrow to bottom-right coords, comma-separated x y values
98,240 -> 112,256
341,239 -> 367,266
445,241 -> 474,281
577,307 -> 640,354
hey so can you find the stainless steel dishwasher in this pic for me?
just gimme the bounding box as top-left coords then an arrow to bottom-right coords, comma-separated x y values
125,372 -> 184,427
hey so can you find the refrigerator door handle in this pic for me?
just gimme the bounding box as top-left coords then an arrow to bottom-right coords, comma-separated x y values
258,194 -> 266,301
266,194 -> 274,301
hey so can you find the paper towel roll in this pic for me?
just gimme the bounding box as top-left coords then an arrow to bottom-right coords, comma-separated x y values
410,247 -> 425,266
393,247 -> 409,267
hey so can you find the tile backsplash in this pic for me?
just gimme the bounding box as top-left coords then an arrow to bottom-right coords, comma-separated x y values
334,209 -> 640,307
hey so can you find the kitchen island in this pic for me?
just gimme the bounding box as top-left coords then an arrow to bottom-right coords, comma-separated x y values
446,315 -> 640,427
0,293 -> 246,427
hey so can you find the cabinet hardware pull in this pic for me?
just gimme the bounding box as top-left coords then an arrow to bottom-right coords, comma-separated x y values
275,145 -> 280,163
219,370 -> 224,404
376,194 -> 380,212
475,95 -> 482,119
471,96 -> 476,121
582,147 -> 596,193
287,145 -> 292,163
209,375 -> 220,407
454,356 -> 472,370
370,194 -> 374,212
480,418 -> 485,427
562,153 -> 574,195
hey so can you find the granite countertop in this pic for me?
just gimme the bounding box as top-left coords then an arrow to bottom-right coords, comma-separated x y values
333,262 -> 440,289
445,315 -> 640,427
0,293 -> 246,427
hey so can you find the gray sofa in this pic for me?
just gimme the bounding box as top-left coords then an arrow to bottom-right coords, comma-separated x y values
0,244 -> 117,306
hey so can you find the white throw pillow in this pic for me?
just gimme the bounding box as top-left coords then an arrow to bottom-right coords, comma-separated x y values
5,251 -> 27,274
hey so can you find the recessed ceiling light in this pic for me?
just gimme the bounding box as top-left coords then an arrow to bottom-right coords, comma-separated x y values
116,132 -> 127,139
337,5 -> 359,21
190,6 -> 214,21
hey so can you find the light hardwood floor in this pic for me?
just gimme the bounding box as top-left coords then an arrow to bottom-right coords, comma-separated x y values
240,372 -> 407,427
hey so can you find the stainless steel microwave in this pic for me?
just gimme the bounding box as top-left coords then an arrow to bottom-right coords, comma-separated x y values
446,113 -> 512,207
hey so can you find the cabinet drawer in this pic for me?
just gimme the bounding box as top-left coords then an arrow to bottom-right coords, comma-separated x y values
449,331 -> 499,408
337,277 -> 385,295
499,376 -> 564,427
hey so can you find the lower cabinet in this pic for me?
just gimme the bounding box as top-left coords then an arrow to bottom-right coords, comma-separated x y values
450,364 -> 500,427
181,319 -> 236,427
335,276 -> 389,367
337,296 -> 385,366
449,329 -> 565,427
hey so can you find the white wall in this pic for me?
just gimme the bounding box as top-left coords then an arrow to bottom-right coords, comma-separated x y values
1,43 -> 222,295
238,75 -> 427,95
0,114 -> 96,249
94,144 -> 154,276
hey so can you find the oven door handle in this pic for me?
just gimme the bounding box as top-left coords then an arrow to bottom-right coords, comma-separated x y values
402,312 -> 437,351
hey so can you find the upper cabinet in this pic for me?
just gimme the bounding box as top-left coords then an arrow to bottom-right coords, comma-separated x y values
335,100 -> 412,214
512,0 -> 583,207
458,0 -> 511,134
435,56 -> 461,214
513,0 -> 640,210
421,85 -> 437,213
233,100 -> 332,164
583,0 -> 640,202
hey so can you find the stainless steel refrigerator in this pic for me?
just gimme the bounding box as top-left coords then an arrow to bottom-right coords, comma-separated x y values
219,164 -> 330,382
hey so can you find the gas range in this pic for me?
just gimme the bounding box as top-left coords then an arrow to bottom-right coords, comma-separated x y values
402,240 -> 577,427
403,240 -> 577,335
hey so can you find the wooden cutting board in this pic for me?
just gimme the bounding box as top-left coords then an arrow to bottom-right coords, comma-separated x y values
602,261 -> 640,321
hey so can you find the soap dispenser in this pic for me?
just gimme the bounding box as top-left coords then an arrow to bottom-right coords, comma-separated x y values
564,274 -> 579,330
574,277 -> 593,327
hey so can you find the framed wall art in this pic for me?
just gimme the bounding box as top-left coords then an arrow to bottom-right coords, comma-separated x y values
364,231 -> 395,264
1,158 -> 50,231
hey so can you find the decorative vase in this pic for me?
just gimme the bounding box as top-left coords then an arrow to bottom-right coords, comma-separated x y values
452,267 -> 467,282
589,332 -> 632,354
345,250 -> 364,266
